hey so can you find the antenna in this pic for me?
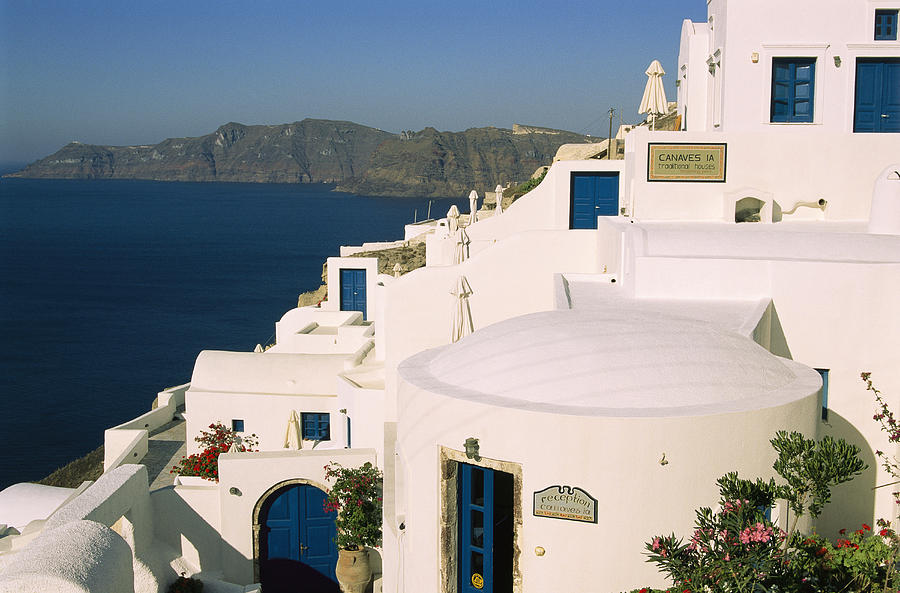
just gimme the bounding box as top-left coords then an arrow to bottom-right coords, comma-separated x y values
607,107 -> 615,159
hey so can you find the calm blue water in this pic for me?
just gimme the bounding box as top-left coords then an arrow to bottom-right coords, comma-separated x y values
0,178 -> 465,489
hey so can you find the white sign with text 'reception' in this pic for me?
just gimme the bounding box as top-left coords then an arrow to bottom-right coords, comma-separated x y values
533,485 -> 598,523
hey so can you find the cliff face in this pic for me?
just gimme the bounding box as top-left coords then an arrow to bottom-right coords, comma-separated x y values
9,120 -> 394,184
9,121 -> 597,197
337,126 -> 595,197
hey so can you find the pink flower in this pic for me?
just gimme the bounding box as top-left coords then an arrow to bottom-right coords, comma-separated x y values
652,537 -> 661,550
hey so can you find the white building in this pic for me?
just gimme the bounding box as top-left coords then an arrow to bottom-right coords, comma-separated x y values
1,2 -> 898,593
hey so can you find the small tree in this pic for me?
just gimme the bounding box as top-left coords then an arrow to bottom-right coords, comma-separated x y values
771,430 -> 867,543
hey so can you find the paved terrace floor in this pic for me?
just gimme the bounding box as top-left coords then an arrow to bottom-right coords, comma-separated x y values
144,414 -> 186,490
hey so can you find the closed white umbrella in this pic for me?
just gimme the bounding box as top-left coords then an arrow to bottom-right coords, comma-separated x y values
447,205 -> 460,233
494,184 -> 504,214
454,227 -> 471,264
638,59 -> 668,131
450,275 -> 474,343
228,435 -> 241,453
468,190 -> 479,225
283,410 -> 302,450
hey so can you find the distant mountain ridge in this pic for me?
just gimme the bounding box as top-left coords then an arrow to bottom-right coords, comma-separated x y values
7,119 -> 598,197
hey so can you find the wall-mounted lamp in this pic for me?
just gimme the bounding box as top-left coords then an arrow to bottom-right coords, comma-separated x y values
464,437 -> 481,461
833,56 -> 842,67
751,52 -> 759,63
229,487 -> 242,496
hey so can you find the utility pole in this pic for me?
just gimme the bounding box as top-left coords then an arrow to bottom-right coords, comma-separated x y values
607,107 -> 615,159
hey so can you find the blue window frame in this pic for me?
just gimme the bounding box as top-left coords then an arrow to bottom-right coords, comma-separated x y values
816,369 -> 829,421
875,10 -> 898,40
232,419 -> 245,433
771,58 -> 816,123
302,412 -> 330,441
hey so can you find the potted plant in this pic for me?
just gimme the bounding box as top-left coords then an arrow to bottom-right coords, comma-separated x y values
324,461 -> 383,593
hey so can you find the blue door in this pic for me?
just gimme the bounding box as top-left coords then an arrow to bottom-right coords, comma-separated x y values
570,173 -> 619,229
854,58 -> 900,132
340,268 -> 367,319
261,484 -> 339,593
460,464 -> 494,593
458,464 -> 514,593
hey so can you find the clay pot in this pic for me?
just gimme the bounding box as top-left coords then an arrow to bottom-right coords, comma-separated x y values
335,548 -> 371,593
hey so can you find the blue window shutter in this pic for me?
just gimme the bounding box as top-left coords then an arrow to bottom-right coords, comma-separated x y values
771,58 -> 815,123
875,10 -> 898,40
816,369 -> 829,421
302,412 -> 330,440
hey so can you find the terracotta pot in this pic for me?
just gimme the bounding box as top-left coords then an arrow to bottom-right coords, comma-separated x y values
335,548 -> 371,593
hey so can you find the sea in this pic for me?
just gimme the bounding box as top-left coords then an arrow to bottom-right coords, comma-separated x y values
0,177 -> 467,490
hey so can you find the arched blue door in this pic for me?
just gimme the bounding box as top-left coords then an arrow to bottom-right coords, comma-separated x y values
261,484 -> 339,593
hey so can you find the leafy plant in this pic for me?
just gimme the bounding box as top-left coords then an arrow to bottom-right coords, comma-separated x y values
791,522 -> 898,592
645,475 -> 787,593
323,461 -> 383,550
167,573 -> 202,593
507,168 -> 547,200
170,422 -> 258,482
863,371 -> 900,510
771,430 -> 867,539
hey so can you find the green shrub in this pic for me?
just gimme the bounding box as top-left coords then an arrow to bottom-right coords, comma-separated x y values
167,573 -> 202,593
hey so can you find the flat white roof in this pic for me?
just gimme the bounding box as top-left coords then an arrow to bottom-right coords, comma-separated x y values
626,220 -> 900,264
399,306 -> 821,418
190,350 -> 345,396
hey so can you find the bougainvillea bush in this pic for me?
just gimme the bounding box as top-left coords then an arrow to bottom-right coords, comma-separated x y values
171,422 -> 258,482
323,461 -> 383,550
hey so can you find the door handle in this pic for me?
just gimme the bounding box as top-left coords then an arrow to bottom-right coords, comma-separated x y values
299,543 -> 309,554
882,114 -> 890,118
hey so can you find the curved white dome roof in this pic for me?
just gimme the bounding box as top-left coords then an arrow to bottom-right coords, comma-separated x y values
398,309 -> 821,417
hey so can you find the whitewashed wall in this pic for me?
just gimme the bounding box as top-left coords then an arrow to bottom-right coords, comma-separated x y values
394,378 -> 818,593
625,126 -> 899,221
217,448 -> 377,585
628,224 -> 900,531
684,0 -> 900,133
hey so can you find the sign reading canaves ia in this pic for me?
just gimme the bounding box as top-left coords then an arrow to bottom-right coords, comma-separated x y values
532,485 -> 598,523
648,143 -> 727,182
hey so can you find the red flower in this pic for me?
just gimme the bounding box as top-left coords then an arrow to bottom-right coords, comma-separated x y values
839,528 -> 846,535
862,523 -> 871,531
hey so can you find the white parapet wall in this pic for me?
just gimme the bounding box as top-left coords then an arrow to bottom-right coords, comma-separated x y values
0,465 -> 156,593
104,384 -> 187,471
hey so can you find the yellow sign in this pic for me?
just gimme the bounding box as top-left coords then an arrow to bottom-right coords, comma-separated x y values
648,143 -> 726,182
472,573 -> 484,589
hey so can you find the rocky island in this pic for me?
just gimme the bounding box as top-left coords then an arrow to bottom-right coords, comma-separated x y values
7,119 -> 598,197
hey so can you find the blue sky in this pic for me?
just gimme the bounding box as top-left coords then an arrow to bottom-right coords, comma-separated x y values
0,1 -> 706,163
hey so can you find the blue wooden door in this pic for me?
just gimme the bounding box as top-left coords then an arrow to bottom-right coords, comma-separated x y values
570,173 -> 619,229
460,464 -> 494,593
340,268 -> 367,319
854,58 -> 900,133
262,484 -> 338,591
